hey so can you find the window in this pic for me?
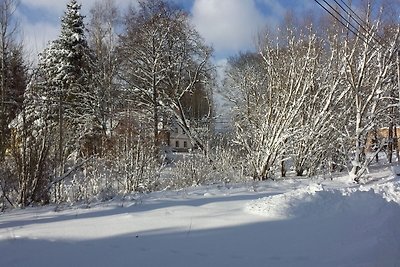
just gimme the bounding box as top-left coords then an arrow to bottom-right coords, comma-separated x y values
183,141 -> 188,148
175,141 -> 179,148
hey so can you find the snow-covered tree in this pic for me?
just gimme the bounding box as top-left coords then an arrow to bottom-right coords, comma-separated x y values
33,0 -> 99,160
288,21 -> 350,177
225,28 -> 326,180
224,2 -> 399,182
336,6 -> 400,181
9,0 -> 101,204
0,0 -> 29,209
88,0 -> 121,145
119,0 -> 214,158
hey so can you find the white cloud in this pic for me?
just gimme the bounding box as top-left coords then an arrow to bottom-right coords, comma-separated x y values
18,0 -> 137,61
18,0 -> 291,61
20,0 -> 135,14
191,0 -> 266,57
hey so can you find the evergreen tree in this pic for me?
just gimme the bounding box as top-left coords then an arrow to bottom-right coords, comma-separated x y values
38,0 -> 94,121
11,0 -> 100,204
33,0 -> 99,159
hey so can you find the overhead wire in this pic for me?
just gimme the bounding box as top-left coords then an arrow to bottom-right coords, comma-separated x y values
313,0 -> 385,53
313,0 -> 367,43
321,0 -> 382,51
337,0 -> 369,27
333,0 -> 387,49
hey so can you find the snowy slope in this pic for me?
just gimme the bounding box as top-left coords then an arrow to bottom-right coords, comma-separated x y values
1,166 -> 400,267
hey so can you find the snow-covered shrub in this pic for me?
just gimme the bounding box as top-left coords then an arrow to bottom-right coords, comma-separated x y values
0,158 -> 19,211
209,144 -> 248,183
163,143 -> 250,189
167,153 -> 213,188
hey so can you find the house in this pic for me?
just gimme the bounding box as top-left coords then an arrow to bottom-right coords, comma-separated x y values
169,124 -> 192,152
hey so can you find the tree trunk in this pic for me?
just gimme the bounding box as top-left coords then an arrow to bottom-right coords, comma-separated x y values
373,127 -> 379,163
351,95 -> 363,182
387,122 -> 393,164
394,126 -> 399,163
281,156 -> 286,178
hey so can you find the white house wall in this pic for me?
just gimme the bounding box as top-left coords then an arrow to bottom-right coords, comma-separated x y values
170,126 -> 192,152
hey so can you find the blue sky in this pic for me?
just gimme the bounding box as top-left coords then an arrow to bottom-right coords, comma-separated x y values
17,0 -> 322,61
17,0 -> 398,61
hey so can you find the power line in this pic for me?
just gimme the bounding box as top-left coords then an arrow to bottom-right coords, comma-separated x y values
313,0 -> 383,52
337,0 -> 368,26
333,0 -> 387,49
321,0 -> 381,50
322,0 -> 361,33
314,0 -> 367,42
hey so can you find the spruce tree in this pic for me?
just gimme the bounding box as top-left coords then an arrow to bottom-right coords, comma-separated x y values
7,0 -> 99,205
38,0 -> 94,121
34,0 -> 99,158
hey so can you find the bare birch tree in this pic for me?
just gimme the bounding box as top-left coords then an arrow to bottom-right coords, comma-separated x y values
88,0 -> 121,145
118,0 -> 214,159
224,27 -> 325,180
338,4 -> 399,181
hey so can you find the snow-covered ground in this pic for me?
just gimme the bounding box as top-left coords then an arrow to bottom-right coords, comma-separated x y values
1,166 -> 400,267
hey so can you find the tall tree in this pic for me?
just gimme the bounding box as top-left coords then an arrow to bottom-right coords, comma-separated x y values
119,0 -> 214,158
0,0 -> 24,160
88,0 -> 121,143
225,27 -> 325,180
13,0 -> 98,204
0,0 -> 28,209
338,5 -> 399,181
34,0 -> 98,160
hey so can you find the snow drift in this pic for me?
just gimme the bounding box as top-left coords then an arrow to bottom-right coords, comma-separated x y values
246,182 -> 400,266
246,183 -> 400,219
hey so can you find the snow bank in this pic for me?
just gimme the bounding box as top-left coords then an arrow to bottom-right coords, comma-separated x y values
246,183 -> 400,220
245,182 -> 400,266
359,180 -> 400,204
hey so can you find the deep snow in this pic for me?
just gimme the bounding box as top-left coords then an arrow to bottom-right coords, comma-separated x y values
1,166 -> 400,267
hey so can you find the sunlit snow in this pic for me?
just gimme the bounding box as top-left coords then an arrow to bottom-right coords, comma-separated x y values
1,167 -> 399,267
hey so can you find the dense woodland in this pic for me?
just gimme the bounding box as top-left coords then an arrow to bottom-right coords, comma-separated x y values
0,0 -> 399,209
